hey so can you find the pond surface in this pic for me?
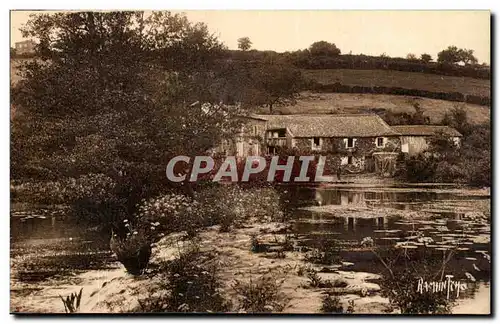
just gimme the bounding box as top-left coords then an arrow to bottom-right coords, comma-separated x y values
10,184 -> 491,313
286,185 -> 491,311
10,206 -> 116,283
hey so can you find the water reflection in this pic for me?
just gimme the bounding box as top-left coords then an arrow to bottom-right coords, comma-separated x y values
11,208 -> 114,283
293,186 -> 490,309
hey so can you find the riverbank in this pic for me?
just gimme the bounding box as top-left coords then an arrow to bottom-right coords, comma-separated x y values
11,221 -> 391,314
10,184 -> 490,314
11,220 -> 490,314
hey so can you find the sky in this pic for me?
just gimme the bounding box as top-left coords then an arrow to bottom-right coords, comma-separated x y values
10,10 -> 491,64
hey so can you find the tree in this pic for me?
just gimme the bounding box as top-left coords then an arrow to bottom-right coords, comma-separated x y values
437,46 -> 461,64
420,53 -> 432,63
441,105 -> 470,136
10,47 -> 16,58
437,46 -> 478,65
309,41 -> 341,57
237,37 -> 252,51
458,48 -> 478,65
11,11 -> 243,226
406,53 -> 417,61
247,60 -> 304,113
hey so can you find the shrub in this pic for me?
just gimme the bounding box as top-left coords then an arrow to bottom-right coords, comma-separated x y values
137,193 -> 204,237
59,288 -> 83,313
232,274 -> 289,313
137,184 -> 285,235
138,243 -> 231,313
320,294 -> 344,313
110,224 -> 153,275
374,247 -> 455,314
305,238 -> 342,265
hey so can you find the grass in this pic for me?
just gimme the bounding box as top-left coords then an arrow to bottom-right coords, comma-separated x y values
303,69 -> 490,97
257,92 -> 490,125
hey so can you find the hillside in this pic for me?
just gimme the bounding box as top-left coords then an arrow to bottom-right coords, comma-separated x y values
256,92 -> 490,125
11,58 -> 491,125
303,69 -> 490,98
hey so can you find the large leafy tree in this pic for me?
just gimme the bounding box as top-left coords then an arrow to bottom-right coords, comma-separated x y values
437,46 -> 478,65
11,11 -> 242,223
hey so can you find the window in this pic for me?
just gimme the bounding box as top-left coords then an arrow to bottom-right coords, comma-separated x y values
346,138 -> 355,148
347,156 -> 353,165
312,137 -> 322,150
253,125 -> 258,135
376,137 -> 385,147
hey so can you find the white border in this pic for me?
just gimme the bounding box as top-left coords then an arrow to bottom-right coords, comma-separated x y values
2,1 -> 497,323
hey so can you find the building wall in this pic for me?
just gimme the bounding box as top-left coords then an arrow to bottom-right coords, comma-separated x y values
400,135 -> 462,156
400,136 -> 429,156
293,136 -> 400,154
291,136 -> 400,173
15,41 -> 35,55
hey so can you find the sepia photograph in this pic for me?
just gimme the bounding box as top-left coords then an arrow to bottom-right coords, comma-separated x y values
9,9 -> 491,315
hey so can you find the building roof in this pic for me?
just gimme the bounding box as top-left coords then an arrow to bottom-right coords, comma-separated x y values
254,114 -> 400,137
391,125 -> 463,137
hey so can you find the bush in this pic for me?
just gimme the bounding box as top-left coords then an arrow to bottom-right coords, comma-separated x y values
138,243 -> 231,312
305,238 -> 342,265
320,294 -> 344,313
110,224 -> 153,275
137,184 -> 285,235
232,274 -> 289,313
374,247 -> 455,314
137,193 -> 204,237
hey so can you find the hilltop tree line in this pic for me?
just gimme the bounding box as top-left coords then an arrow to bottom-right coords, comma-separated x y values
227,39 -> 489,79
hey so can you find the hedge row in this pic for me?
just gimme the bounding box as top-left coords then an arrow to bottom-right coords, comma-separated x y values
294,56 -> 490,80
308,82 -> 491,106
224,50 -> 491,80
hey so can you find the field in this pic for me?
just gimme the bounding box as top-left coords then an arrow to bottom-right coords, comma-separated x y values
303,69 -> 491,98
258,92 -> 490,125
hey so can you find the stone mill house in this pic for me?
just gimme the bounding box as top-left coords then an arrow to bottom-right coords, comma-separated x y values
213,113 -> 462,177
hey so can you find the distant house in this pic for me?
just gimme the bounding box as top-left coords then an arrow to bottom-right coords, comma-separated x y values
15,40 -> 36,55
391,125 -> 463,156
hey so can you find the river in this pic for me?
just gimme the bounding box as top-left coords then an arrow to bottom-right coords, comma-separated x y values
10,184 -> 491,314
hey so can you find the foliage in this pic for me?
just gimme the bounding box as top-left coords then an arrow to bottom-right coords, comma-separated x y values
305,237 -> 342,265
320,294 -> 344,313
232,273 -> 289,313
375,248 -> 455,314
420,53 -> 432,63
137,184 -> 285,236
406,53 -> 417,61
397,107 -> 490,187
309,41 -> 341,57
138,244 -> 231,312
437,46 -> 478,65
11,11 -> 244,233
137,193 -> 204,237
247,59 -> 304,113
237,37 -> 252,51
109,222 -> 153,275
379,101 -> 430,125
59,288 -> 83,313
